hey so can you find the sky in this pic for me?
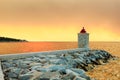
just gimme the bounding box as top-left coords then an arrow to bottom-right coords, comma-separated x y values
0,0 -> 120,41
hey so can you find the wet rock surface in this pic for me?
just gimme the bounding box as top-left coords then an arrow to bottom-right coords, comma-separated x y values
1,50 -> 115,80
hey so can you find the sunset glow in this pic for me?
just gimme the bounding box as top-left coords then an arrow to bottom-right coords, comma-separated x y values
0,0 -> 120,41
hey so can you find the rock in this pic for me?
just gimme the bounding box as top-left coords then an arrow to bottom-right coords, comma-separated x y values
93,59 -> 104,65
39,78 -> 50,80
16,60 -> 32,68
91,59 -> 100,65
4,67 -> 21,78
19,74 -> 33,80
12,68 -> 21,75
65,55 -> 73,60
29,62 -> 42,67
39,71 -> 61,80
65,55 -> 74,59
31,65 -> 42,70
12,59 -> 19,64
61,73 -> 76,80
55,59 -> 67,65
26,70 -> 42,80
32,57 -> 41,62
22,61 -> 33,65
38,55 -> 47,59
71,68 -> 85,75
20,69 -> 30,74
21,64 -> 31,69
49,59 -> 61,64
9,78 -> 18,80
2,62 -> 12,69
65,69 -> 91,80
35,68 -> 51,72
71,68 -> 91,80
98,54 -> 105,59
39,59 -> 47,64
97,60 -> 104,65
86,59 -> 92,64
49,65 -> 66,72
84,64 -> 94,71
25,58 -> 33,61
7,72 -> 18,78
47,55 -> 57,58
71,53 -> 80,58
74,59 -> 87,67
65,59 -> 77,68
66,69 -> 80,76
73,76 -> 86,80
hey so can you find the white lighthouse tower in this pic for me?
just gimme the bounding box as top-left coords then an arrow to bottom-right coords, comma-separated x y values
78,27 -> 89,48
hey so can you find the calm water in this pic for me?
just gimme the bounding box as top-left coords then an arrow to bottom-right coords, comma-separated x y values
0,42 -> 120,57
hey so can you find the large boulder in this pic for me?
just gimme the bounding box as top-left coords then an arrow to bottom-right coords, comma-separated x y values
49,65 -> 66,72
39,71 -> 61,80
19,74 -> 33,80
61,73 -> 76,80
35,68 -> 51,72
74,76 -> 87,80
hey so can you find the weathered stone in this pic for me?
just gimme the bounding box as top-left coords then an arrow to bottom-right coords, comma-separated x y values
66,68 -> 90,80
71,53 -> 80,58
2,62 -> 12,69
22,61 -> 33,65
86,59 -> 92,64
32,57 -> 41,62
25,58 -> 33,61
20,69 -> 30,74
39,59 -> 47,64
84,64 -> 94,71
39,72 -> 61,80
19,74 -> 33,80
47,55 -> 57,58
61,73 -> 76,80
35,68 -> 51,72
39,78 -> 50,80
49,65 -> 66,72
74,59 -> 87,67
55,59 -> 67,65
38,55 -> 47,59
16,60 -> 32,68
97,60 -> 104,65
31,65 -> 41,70
73,76 -> 86,80
66,69 -> 80,76
12,68 -> 21,75
71,68 -> 85,75
29,62 -> 42,67
7,72 -> 18,78
49,59 -> 61,64
27,70 -> 42,80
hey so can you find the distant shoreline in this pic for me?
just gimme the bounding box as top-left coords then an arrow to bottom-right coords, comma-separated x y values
0,37 -> 27,42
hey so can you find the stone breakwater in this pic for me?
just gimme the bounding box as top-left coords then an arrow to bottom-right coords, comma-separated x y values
1,49 -> 115,80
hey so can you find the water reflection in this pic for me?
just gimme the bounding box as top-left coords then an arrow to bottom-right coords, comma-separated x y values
0,42 -> 77,54
0,42 -> 120,57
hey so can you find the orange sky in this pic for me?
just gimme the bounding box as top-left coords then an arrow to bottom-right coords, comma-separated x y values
0,0 -> 120,41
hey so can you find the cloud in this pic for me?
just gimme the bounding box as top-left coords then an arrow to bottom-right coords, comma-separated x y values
0,0 -> 120,40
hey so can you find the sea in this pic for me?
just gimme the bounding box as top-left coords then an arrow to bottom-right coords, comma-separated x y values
0,42 -> 120,57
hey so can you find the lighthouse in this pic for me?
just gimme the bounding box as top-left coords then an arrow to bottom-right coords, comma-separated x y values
78,27 -> 89,48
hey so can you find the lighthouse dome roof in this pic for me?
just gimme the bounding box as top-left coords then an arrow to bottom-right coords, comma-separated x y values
80,27 -> 86,33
